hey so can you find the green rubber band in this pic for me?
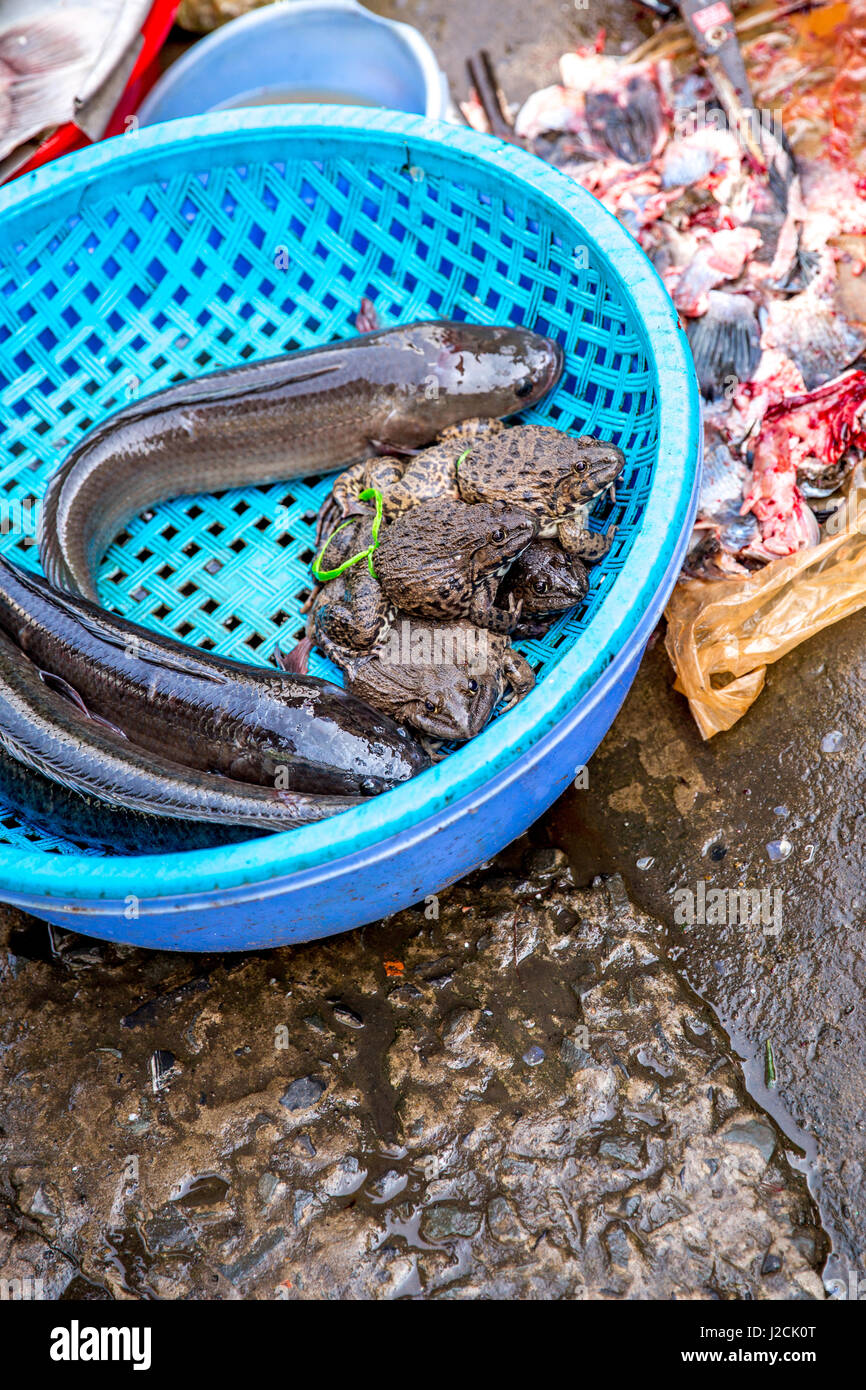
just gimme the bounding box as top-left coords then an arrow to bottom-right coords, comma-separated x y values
358,487 -> 384,577
455,446 -> 471,472
311,488 -> 385,582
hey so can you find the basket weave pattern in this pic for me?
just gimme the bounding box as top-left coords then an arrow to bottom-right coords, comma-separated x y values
0,122 -> 658,854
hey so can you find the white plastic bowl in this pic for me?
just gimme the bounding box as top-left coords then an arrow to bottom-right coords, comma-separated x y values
137,0 -> 450,124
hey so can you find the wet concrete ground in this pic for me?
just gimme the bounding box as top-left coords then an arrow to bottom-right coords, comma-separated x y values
0,855 -> 828,1299
1,0 -> 862,1300
546,621 -> 866,1290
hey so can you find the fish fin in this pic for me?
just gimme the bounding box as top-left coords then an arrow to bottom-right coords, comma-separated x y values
68,609 -> 231,684
37,669 -> 129,739
773,247 -> 822,295
274,636 -> 314,675
370,439 -> 423,457
687,292 -> 760,400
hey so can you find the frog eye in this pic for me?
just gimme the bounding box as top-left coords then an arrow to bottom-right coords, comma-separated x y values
468,678 -> 478,692
424,698 -> 438,713
576,460 -> 587,473
534,578 -> 548,593
491,527 -> 506,542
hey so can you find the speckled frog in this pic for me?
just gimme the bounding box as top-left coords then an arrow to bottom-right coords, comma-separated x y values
310,499 -> 537,651
322,422 -> 625,564
457,424 -> 625,563
306,611 -> 536,744
374,498 -> 537,631
309,515 -> 392,654
499,540 -> 589,637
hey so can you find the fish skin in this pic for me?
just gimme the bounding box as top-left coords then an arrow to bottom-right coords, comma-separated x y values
39,320 -> 562,601
0,627 -> 363,831
0,555 -> 430,797
761,291 -> 866,391
0,738 -> 259,854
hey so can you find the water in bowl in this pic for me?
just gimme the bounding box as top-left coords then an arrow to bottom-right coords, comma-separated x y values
211,86 -> 380,111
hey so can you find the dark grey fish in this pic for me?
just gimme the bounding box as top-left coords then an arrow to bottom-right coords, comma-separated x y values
0,555 -> 429,797
0,739 -> 258,854
0,628 -> 362,831
39,320 -> 562,601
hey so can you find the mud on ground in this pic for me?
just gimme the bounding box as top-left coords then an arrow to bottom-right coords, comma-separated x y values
0,851 -> 826,1299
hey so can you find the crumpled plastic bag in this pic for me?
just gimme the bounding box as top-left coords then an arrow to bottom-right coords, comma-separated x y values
665,465 -> 866,739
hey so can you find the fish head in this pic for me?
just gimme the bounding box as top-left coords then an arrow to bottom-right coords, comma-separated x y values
377,321 -> 563,444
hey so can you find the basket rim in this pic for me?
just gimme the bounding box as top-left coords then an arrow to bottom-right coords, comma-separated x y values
0,106 -> 700,901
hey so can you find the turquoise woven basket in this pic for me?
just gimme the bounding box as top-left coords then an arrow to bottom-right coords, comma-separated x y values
0,108 -> 699,948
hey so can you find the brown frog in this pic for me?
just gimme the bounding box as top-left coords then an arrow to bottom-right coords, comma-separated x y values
499,540 -> 589,637
457,425 -> 625,562
321,422 -> 624,564
305,611 -> 535,743
308,515 -> 392,653
308,498 -> 536,652
374,498 -> 537,632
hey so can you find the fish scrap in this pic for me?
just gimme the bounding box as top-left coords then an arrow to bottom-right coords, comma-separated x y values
480,4 -> 866,577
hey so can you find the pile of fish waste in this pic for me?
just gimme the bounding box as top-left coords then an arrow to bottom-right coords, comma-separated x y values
466,4 -> 866,579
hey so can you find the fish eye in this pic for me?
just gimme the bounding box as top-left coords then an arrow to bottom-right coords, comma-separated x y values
468,678 -> 478,692
514,379 -> 535,397
492,527 -> 506,542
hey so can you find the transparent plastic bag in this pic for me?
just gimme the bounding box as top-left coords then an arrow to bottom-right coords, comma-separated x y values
665,465 -> 866,739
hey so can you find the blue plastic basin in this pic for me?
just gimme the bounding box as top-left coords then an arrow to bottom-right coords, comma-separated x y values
0,107 -> 700,949
137,0 -> 450,124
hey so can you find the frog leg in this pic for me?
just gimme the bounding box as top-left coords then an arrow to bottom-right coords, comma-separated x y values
315,461 -> 372,541
511,614 -> 555,640
435,417 -> 506,444
557,518 -> 617,564
499,648 -> 536,710
379,455 -> 461,518
309,609 -> 362,679
299,580 -> 323,616
315,599 -> 372,652
468,580 -> 522,635
316,584 -> 393,653
419,734 -> 449,764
